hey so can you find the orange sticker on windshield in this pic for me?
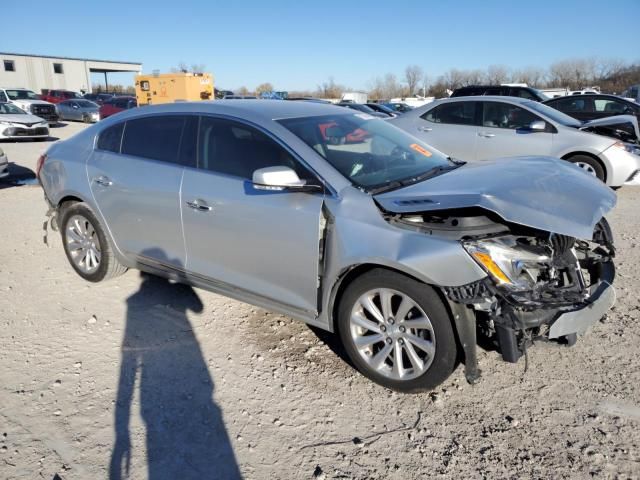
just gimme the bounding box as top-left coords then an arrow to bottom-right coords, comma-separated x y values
410,143 -> 432,157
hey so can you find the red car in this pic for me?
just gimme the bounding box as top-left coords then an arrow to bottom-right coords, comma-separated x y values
40,89 -> 83,104
99,96 -> 137,119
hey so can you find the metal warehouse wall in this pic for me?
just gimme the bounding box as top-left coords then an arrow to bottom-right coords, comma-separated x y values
0,54 -> 141,94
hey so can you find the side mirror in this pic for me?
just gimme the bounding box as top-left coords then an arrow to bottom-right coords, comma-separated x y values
252,166 -> 321,192
529,120 -> 546,131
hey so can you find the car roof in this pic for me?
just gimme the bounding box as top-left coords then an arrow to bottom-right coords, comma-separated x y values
545,93 -> 632,102
437,95 -> 530,104
106,99 -> 351,121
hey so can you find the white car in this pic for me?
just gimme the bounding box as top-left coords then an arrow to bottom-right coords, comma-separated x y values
390,96 -> 640,188
0,102 -> 49,140
0,87 -> 59,126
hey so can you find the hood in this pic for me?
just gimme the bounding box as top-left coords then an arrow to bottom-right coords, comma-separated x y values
580,114 -> 640,139
11,99 -> 51,106
374,157 -> 616,240
0,114 -> 48,124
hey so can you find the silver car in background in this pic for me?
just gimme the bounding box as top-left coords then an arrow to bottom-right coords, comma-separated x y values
390,96 -> 640,187
38,101 -> 617,392
56,99 -> 100,123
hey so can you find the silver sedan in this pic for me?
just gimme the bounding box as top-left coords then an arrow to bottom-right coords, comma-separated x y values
390,96 -> 640,187
56,99 -> 100,123
38,100 -> 617,391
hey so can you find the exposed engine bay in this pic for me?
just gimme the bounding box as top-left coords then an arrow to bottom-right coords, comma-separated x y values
385,208 -> 616,380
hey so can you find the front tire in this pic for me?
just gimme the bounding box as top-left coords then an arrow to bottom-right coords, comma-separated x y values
337,269 -> 458,392
60,202 -> 127,282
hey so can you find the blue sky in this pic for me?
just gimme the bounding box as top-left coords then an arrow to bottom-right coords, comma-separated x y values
3,0 -> 639,91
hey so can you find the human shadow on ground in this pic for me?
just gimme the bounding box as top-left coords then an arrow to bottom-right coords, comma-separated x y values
109,251 -> 241,480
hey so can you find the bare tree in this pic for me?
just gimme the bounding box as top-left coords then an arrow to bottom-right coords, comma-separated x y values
255,82 -> 274,95
190,64 -> 206,74
236,86 -> 249,95
404,65 -> 423,96
316,77 -> 344,98
511,66 -> 546,87
486,65 -> 510,84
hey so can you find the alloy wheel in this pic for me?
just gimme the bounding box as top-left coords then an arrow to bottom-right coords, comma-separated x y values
65,214 -> 102,274
349,288 -> 436,381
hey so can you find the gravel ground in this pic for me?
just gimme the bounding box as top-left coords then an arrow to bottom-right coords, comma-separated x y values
0,123 -> 639,480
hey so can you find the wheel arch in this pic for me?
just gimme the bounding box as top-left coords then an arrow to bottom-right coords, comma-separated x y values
328,263 -> 453,333
561,151 -> 608,182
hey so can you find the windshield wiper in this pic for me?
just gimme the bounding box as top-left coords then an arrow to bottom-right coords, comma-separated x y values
397,163 -> 461,187
368,180 -> 403,195
366,162 -> 465,195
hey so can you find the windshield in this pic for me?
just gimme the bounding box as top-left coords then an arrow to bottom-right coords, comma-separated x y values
524,101 -> 581,127
6,89 -> 39,100
0,103 -> 26,114
279,113 -> 455,191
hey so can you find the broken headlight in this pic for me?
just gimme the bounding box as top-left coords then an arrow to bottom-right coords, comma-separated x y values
463,236 -> 551,291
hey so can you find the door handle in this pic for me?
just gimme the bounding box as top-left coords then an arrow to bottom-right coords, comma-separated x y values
94,176 -> 113,187
186,200 -> 212,212
418,126 -> 433,132
477,132 -> 495,138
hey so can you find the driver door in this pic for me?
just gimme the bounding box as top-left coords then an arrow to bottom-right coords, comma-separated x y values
181,116 -> 325,315
475,101 -> 553,160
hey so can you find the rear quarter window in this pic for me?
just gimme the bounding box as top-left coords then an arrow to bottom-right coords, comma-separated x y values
96,123 -> 124,153
421,102 -> 476,125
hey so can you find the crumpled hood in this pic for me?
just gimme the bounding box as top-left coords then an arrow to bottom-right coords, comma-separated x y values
374,156 -> 617,240
580,114 -> 640,139
0,114 -> 48,124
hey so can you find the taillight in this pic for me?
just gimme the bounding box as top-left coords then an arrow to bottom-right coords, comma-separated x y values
36,153 -> 47,179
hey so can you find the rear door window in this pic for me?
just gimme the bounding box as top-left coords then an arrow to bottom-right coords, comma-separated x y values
421,102 -> 477,125
97,123 -> 124,153
121,115 -> 186,164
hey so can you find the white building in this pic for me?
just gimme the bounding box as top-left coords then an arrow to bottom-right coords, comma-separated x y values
0,52 -> 142,94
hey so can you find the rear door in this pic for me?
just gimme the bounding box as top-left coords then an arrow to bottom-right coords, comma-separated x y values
87,114 -> 194,269
180,116 -> 325,314
407,101 -> 479,160
475,101 -> 553,160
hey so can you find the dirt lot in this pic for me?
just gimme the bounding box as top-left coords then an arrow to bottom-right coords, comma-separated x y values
1,122 -> 639,480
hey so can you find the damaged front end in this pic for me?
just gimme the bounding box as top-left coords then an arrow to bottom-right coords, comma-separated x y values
389,209 -> 616,381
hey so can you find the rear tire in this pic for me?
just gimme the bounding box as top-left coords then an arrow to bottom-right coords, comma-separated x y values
337,269 -> 458,392
567,154 -> 605,182
59,202 -> 127,282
